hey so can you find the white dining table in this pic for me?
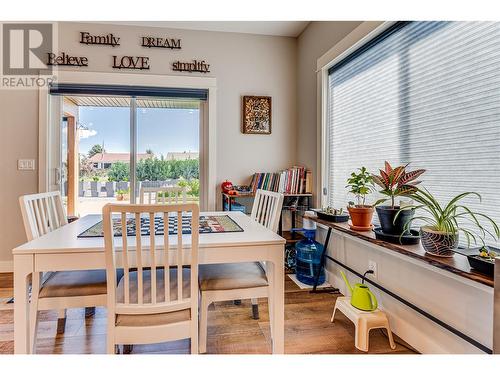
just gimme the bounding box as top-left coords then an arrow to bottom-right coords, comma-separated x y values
12,211 -> 286,354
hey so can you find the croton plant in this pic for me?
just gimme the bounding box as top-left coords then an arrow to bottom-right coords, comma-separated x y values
372,161 -> 426,208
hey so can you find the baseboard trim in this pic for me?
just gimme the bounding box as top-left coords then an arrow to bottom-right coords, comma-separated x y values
0,261 -> 13,273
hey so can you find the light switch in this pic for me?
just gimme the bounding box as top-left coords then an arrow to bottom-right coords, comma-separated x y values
18,159 -> 36,170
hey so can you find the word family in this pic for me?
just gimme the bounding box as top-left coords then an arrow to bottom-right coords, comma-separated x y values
141,36 -> 181,49
47,52 -> 89,67
112,55 -> 150,70
172,60 -> 210,73
80,32 -> 120,47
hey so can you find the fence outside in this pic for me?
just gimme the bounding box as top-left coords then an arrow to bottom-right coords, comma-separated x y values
71,180 -> 180,198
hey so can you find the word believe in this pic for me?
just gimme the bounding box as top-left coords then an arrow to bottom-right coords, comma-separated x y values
80,32 -> 120,47
141,36 -> 181,49
47,52 -> 88,67
172,60 -> 210,73
112,55 -> 150,70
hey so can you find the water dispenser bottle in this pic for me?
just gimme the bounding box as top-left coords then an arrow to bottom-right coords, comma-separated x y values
294,213 -> 325,285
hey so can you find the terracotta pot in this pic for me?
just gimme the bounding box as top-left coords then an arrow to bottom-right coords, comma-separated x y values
116,195 -> 124,201
347,206 -> 374,228
420,226 -> 458,258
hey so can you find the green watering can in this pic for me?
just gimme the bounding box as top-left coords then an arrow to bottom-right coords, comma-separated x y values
341,270 -> 378,311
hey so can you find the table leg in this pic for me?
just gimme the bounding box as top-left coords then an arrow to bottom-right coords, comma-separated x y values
267,245 -> 285,354
14,254 -> 33,354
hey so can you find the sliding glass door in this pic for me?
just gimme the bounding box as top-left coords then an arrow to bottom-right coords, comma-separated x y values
69,97 -> 131,215
52,92 -> 202,215
135,98 -> 200,204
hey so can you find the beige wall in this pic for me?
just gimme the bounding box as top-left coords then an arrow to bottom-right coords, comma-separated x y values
296,21 -> 362,203
0,89 -> 40,269
320,229 -> 493,353
0,22 -> 298,266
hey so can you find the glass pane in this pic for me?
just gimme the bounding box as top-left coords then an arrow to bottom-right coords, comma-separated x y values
60,117 -> 68,210
135,97 -> 200,204
61,96 -> 131,215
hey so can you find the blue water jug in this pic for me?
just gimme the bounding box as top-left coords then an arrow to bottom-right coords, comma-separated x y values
294,228 -> 325,286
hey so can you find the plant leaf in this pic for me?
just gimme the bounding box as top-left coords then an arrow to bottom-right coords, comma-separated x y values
384,161 -> 393,175
373,198 -> 388,207
394,185 -> 418,196
371,175 -> 386,189
398,169 -> 426,185
391,166 -> 406,186
379,169 -> 390,185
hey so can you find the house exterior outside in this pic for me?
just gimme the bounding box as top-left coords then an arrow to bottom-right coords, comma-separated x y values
88,152 -> 153,169
166,151 -> 199,161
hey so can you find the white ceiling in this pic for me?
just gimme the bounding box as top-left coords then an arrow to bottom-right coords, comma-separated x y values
102,21 -> 311,37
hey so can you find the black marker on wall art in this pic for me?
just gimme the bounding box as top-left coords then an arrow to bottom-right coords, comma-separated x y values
80,32 -> 120,47
112,56 -> 150,70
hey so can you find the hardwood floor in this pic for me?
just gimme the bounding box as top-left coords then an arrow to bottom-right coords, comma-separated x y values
0,273 -> 416,354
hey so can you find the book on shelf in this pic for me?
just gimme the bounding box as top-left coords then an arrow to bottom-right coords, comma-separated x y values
249,167 -> 312,195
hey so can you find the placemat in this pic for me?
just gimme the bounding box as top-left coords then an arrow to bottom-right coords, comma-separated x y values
78,215 -> 243,238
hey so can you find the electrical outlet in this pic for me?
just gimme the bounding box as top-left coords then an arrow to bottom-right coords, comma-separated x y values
18,159 -> 36,170
368,260 -> 377,279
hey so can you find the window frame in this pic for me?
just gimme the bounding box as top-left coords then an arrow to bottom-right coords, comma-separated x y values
39,70 -> 217,211
319,22 -> 397,208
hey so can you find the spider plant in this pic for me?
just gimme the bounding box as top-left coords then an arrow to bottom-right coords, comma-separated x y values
398,188 -> 500,247
372,161 -> 425,208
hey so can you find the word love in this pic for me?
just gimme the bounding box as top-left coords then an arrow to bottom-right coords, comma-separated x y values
47,52 -> 88,67
172,59 -> 210,73
141,36 -> 181,49
112,55 -> 150,70
80,32 -> 120,47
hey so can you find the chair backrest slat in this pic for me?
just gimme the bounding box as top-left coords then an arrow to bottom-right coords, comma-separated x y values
139,186 -> 187,205
250,189 -> 284,233
149,212 -> 157,304
177,211 -> 183,301
19,191 -> 68,241
121,212 -> 130,304
135,212 -> 143,305
163,212 -> 170,302
103,203 -> 199,316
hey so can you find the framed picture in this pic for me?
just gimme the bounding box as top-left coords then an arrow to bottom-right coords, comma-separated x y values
242,96 -> 272,134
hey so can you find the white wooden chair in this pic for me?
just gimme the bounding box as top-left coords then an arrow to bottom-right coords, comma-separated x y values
103,203 -> 199,354
19,191 -> 110,353
139,186 -> 187,204
198,189 -> 284,353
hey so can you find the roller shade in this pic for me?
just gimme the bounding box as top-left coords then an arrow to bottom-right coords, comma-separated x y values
327,21 -> 500,244
49,83 -> 208,100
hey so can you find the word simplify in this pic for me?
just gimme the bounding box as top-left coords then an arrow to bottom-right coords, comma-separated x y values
172,60 -> 210,73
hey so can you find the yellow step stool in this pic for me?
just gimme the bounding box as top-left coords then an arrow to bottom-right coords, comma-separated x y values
331,296 -> 396,352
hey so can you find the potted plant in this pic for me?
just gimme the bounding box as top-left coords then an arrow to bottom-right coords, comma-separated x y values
116,189 -> 129,201
90,176 -> 101,198
372,161 -> 425,235
399,188 -> 499,257
346,167 -> 375,229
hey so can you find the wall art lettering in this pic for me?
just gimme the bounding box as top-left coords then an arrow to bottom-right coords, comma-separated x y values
80,32 -> 120,47
47,52 -> 88,67
112,55 -> 150,70
172,59 -> 210,73
141,36 -> 181,49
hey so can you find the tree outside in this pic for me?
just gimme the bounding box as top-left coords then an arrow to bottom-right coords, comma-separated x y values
87,144 -> 105,158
